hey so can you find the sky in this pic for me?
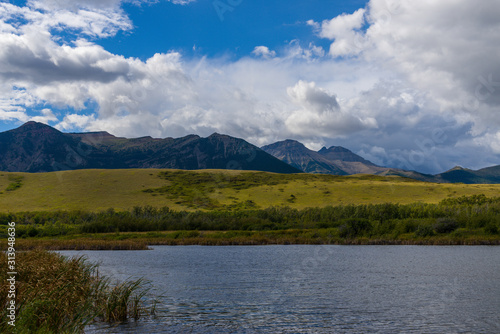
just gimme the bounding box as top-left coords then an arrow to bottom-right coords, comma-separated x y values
0,0 -> 500,174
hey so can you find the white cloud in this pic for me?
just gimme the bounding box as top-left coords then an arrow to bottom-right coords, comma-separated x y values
29,0 -> 194,12
282,40 -> 325,61
313,8 -> 367,57
0,110 -> 29,122
30,108 -> 58,123
57,113 -> 96,131
287,80 -> 340,112
285,81 -> 376,138
168,0 -> 197,5
252,46 -> 276,59
319,8 -> 365,40
0,2 -> 132,39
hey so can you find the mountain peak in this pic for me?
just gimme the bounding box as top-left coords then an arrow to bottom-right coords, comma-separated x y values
262,139 -> 391,175
317,145 -> 375,165
15,121 -> 57,132
318,146 -> 352,154
208,132 -> 229,139
446,166 -> 471,172
261,139 -> 308,152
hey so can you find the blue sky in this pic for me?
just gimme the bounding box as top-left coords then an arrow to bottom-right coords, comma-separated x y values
0,0 -> 499,174
101,0 -> 368,60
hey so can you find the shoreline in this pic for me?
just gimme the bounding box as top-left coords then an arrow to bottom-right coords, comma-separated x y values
17,231 -> 500,250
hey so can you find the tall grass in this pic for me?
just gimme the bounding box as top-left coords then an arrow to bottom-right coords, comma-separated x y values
16,238 -> 149,251
0,250 -> 152,333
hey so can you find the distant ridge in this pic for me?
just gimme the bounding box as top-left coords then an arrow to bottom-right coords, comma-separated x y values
0,122 -> 301,174
260,140 -> 347,175
262,139 -> 500,184
262,139 -> 390,175
435,165 -> 500,184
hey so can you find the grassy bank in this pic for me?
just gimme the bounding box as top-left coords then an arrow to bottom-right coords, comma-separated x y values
15,238 -> 149,251
2,169 -> 500,212
0,250 -> 153,333
14,228 -> 500,250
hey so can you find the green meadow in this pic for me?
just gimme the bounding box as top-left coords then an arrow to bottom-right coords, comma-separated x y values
1,169 -> 500,212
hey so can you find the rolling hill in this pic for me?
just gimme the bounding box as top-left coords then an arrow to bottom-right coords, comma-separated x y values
1,169 -> 500,212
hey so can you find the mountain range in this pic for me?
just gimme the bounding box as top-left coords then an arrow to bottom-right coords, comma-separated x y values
261,139 -> 386,175
1,122 -> 500,184
262,139 -> 500,184
0,122 -> 300,174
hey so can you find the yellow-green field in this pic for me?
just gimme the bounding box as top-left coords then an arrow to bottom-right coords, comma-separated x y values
1,169 -> 500,212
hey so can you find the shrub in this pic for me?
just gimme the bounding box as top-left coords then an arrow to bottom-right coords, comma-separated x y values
484,223 -> 499,235
414,224 -> 435,237
396,219 -> 419,234
338,218 -> 372,238
433,218 -> 459,234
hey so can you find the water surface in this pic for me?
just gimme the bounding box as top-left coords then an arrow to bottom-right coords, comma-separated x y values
59,246 -> 500,333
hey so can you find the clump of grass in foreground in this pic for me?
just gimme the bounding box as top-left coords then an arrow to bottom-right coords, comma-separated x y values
0,250 -> 153,333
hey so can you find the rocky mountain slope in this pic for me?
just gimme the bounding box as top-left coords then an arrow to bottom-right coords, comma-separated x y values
0,122 -> 301,174
262,140 -> 393,176
261,139 -> 500,184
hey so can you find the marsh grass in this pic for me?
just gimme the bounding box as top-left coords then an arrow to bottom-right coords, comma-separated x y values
16,238 -> 149,251
0,250 -> 152,333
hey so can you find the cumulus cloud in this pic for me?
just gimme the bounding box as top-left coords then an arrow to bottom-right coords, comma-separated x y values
316,8 -> 366,57
285,80 -> 376,137
287,80 -> 340,112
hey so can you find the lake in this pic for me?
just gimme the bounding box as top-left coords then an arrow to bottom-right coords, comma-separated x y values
58,246 -> 500,333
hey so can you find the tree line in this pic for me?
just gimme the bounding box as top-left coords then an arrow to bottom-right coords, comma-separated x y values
1,194 -> 499,238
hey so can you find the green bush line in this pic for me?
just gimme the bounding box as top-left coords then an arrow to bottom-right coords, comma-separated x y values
0,195 -> 499,244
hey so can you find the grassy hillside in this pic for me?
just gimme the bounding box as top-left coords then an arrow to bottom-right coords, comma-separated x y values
1,169 -> 500,212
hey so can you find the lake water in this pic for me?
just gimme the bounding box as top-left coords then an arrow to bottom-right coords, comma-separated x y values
58,246 -> 500,333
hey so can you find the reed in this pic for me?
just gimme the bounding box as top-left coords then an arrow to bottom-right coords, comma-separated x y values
14,229 -> 500,251
16,238 -> 149,251
0,250 -> 152,333
100,279 -> 148,322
